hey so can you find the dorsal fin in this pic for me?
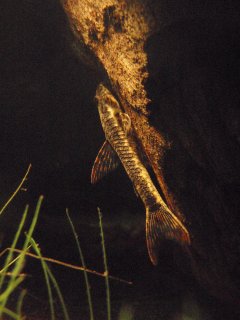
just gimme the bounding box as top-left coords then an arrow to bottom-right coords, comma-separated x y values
91,141 -> 120,184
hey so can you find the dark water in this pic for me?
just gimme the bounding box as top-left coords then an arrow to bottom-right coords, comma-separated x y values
0,1 -> 239,319
2,190 -> 236,320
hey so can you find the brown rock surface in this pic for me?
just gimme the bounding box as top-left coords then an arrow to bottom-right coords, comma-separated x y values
63,0 -> 240,310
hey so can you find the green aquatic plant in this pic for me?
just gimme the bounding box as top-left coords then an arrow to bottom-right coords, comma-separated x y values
0,165 -> 132,319
29,236 -> 70,320
0,164 -> 31,217
66,208 -> 95,320
98,207 -> 111,320
0,165 -> 69,319
0,164 -> 32,318
0,195 -> 43,318
0,195 -> 70,320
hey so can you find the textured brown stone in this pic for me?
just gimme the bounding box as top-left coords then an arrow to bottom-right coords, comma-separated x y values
63,0 -> 240,309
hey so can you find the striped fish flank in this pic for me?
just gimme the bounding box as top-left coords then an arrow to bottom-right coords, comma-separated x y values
92,83 -> 190,265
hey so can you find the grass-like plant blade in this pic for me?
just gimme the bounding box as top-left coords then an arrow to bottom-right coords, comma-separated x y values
7,196 -> 43,285
0,164 -> 31,216
0,207 -> 29,318
0,276 -> 24,303
66,208 -> 95,320
45,261 -> 70,320
0,196 -> 43,318
0,247 -> 30,275
27,237 -> 55,320
1,306 -> 19,320
29,237 -> 70,320
16,289 -> 26,319
98,208 -> 111,320
0,205 -> 28,291
0,165 -> 31,317
22,196 -> 43,251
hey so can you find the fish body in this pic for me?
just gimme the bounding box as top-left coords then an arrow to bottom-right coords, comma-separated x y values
91,83 -> 190,265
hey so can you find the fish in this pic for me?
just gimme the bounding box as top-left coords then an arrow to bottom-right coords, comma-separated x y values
91,83 -> 190,265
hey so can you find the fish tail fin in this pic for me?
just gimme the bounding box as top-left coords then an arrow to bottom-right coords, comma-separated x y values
146,205 -> 190,265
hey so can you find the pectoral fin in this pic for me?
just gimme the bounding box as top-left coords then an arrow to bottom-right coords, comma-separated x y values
91,141 -> 120,184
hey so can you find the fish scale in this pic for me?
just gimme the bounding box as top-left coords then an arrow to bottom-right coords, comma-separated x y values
92,83 -> 190,265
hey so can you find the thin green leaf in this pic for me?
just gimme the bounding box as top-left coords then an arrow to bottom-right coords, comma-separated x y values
29,237 -> 70,320
66,208 -> 95,320
16,289 -> 27,319
0,306 -> 19,319
0,276 -> 24,302
0,164 -> 31,216
28,237 -> 55,320
98,208 -> 111,320
0,206 -> 28,289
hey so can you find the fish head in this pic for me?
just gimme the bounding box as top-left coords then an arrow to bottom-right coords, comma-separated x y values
96,83 -> 127,130
96,83 -> 121,114
96,83 -> 131,136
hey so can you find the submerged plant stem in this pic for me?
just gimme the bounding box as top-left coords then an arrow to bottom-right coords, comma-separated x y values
1,249 -> 132,284
66,208 -> 95,320
0,196 -> 43,318
1,307 -> 19,320
0,164 -> 31,216
16,289 -> 26,319
29,238 -> 55,320
98,208 -> 111,320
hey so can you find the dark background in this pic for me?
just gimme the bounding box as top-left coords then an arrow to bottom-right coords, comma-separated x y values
0,1 -> 239,319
